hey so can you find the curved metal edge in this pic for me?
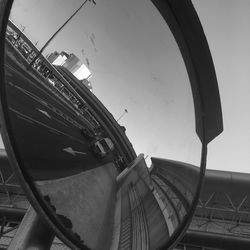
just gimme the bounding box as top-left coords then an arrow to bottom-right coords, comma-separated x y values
0,1 -> 86,249
149,0 -> 222,249
151,0 -> 223,145
167,138 -> 207,250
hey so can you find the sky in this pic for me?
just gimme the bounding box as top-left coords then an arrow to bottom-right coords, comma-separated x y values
1,0 -> 250,172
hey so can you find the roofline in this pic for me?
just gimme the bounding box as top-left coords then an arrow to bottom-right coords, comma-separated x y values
181,230 -> 250,250
205,168 -> 250,186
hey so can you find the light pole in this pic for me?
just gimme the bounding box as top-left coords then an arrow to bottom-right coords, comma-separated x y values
117,109 -> 128,122
28,0 -> 96,70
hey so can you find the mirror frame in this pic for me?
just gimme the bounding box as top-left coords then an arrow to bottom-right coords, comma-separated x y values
0,0 -> 223,249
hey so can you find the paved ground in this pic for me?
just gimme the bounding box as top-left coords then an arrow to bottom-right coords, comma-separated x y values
36,164 -> 117,250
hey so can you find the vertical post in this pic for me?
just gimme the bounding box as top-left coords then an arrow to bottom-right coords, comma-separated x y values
8,206 -> 55,250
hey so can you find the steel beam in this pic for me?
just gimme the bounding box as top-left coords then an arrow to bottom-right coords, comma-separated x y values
182,230 -> 250,250
0,206 -> 25,223
8,206 -> 55,250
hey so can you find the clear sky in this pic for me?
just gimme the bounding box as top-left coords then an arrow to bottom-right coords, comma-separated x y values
1,0 -> 249,172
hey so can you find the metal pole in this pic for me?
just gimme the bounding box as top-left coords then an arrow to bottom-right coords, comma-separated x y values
8,206 -> 55,250
116,109 -> 128,122
28,0 -> 96,70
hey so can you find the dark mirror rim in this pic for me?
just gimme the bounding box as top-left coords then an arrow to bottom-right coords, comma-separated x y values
152,0 -> 223,144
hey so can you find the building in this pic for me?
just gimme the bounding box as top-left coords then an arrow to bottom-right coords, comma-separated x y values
47,51 -> 80,74
47,50 -> 91,82
55,65 -> 92,92
62,53 -> 80,73
46,51 -> 59,64
47,51 -> 69,66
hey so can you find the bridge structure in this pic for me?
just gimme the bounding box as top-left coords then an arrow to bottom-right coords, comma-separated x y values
177,169 -> 250,250
1,148 -> 250,249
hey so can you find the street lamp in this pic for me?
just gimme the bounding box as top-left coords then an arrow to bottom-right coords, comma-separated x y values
28,0 -> 96,70
117,109 -> 128,122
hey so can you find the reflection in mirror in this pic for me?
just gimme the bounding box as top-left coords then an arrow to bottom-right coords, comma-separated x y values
4,0 -> 203,249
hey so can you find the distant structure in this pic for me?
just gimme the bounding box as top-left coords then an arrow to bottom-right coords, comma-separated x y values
55,65 -> 92,91
62,53 -> 81,73
47,51 -> 68,66
47,50 -> 92,91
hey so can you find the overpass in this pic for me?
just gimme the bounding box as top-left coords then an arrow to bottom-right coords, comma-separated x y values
6,20 -> 136,166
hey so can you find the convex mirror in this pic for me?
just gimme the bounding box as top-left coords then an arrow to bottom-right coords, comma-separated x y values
0,0 -> 223,249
